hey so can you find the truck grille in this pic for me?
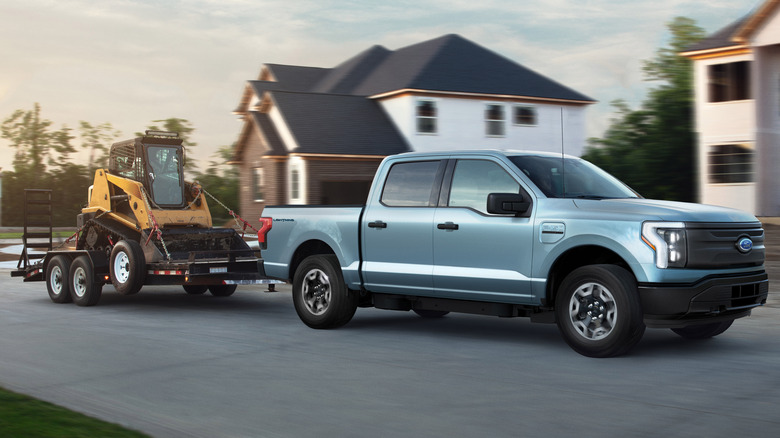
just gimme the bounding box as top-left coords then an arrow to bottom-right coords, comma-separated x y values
685,222 -> 764,269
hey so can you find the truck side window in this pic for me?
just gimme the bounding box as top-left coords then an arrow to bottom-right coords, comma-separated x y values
381,161 -> 441,207
449,160 -> 520,214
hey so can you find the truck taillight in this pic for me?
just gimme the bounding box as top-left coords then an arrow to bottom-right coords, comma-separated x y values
258,217 -> 273,246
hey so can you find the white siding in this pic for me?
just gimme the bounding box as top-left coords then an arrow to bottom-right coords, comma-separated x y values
378,95 -> 588,156
692,52 -> 757,214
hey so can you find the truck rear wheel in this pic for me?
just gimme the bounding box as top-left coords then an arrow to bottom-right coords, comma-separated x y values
70,255 -> 102,306
293,255 -> 358,329
671,320 -> 734,339
209,284 -> 237,297
110,240 -> 146,295
46,256 -> 73,303
555,265 -> 645,358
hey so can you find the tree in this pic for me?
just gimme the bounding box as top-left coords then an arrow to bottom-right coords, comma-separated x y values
583,17 -> 706,201
192,145 -> 239,224
80,121 -> 121,174
138,118 -> 198,172
1,103 -> 74,174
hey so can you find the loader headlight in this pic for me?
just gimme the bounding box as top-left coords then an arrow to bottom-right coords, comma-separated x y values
642,222 -> 687,269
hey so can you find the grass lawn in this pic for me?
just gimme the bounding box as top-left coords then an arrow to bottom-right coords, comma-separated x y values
0,386 -> 150,438
0,231 -> 76,239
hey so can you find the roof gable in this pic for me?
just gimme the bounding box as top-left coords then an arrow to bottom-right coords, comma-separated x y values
271,91 -> 410,156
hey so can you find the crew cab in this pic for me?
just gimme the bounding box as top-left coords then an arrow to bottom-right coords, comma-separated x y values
261,150 -> 768,357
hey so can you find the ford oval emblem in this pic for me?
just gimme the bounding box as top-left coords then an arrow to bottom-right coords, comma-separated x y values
736,237 -> 753,254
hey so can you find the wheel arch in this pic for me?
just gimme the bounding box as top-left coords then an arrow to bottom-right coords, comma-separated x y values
545,245 -> 636,308
288,239 -> 337,281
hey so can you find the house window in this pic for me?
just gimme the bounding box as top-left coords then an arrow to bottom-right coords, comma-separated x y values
708,61 -> 750,102
290,168 -> 300,200
485,104 -> 505,137
514,105 -> 537,126
253,167 -> 264,201
708,144 -> 754,184
416,100 -> 437,134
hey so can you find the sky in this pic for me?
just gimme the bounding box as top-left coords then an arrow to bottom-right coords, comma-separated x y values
0,0 -> 763,173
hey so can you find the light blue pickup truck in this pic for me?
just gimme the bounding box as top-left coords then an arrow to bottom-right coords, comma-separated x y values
262,150 -> 768,357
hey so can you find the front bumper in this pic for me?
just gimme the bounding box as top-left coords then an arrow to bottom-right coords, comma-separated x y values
638,271 -> 768,328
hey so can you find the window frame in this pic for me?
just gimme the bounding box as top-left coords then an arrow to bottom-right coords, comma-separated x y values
707,143 -> 755,184
513,105 -> 538,126
708,61 -> 751,103
415,99 -> 438,135
253,167 -> 264,202
485,103 -> 506,137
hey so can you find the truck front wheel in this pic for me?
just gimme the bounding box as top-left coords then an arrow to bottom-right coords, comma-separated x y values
293,255 -> 358,329
555,265 -> 645,358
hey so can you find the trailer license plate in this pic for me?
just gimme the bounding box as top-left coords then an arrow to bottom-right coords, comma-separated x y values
210,267 -> 228,273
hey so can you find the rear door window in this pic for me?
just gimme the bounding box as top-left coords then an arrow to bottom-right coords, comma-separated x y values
380,161 -> 442,207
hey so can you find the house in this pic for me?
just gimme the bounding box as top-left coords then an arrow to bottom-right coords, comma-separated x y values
680,0 -> 780,216
230,34 -> 594,221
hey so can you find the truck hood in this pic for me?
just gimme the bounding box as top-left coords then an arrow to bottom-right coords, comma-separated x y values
572,198 -> 759,223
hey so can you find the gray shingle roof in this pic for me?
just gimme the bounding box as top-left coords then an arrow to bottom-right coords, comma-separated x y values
685,16 -> 750,52
311,34 -> 594,102
271,91 -> 410,156
252,112 -> 286,156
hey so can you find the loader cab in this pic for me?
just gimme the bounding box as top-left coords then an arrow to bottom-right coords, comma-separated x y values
108,130 -> 187,208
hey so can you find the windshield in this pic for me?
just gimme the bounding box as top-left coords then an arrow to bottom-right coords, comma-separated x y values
146,145 -> 184,206
508,155 -> 639,199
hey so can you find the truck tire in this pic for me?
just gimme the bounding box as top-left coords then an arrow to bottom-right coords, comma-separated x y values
70,255 -> 102,306
110,240 -> 146,295
183,285 -> 208,295
209,284 -> 237,297
555,265 -> 645,358
671,320 -> 734,339
293,255 -> 358,329
46,255 -> 73,303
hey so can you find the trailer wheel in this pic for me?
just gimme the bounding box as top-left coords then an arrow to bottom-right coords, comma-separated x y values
555,264 -> 645,358
183,285 -> 208,295
292,255 -> 358,329
46,256 -> 73,303
110,240 -> 146,295
209,284 -> 237,297
70,255 -> 102,306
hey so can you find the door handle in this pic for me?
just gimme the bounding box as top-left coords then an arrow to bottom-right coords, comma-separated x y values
368,220 -> 387,229
437,222 -> 459,230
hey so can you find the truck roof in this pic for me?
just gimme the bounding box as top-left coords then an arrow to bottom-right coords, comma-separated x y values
391,149 -> 580,160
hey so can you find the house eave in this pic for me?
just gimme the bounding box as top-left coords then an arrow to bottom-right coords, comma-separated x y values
680,45 -> 751,60
369,88 -> 596,105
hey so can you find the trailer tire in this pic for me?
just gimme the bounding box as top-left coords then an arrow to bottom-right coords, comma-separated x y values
293,255 -> 358,329
209,284 -> 237,297
183,285 -> 208,295
46,256 -> 73,303
70,255 -> 102,306
110,240 -> 146,295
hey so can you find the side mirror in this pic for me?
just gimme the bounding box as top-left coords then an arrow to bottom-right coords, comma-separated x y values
487,193 -> 530,216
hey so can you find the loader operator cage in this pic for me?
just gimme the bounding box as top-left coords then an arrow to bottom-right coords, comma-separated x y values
108,131 -> 187,208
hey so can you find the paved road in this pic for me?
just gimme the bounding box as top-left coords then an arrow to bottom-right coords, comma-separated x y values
1,272 -> 779,438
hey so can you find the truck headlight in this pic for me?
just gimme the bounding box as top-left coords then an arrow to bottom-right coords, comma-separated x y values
642,222 -> 687,269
